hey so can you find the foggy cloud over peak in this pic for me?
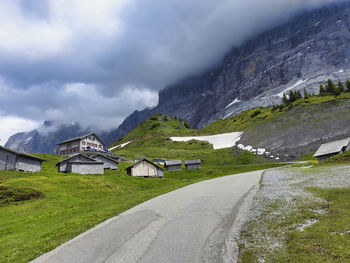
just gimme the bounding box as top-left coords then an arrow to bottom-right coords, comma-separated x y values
0,0 -> 339,143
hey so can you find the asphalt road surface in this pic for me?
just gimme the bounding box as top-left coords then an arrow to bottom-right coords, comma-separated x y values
32,170 -> 263,263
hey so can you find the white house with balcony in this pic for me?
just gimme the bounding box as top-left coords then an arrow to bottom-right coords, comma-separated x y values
57,133 -> 105,156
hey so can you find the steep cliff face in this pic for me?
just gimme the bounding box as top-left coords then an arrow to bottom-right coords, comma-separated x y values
6,2 -> 350,152
154,2 -> 350,128
110,2 -> 350,141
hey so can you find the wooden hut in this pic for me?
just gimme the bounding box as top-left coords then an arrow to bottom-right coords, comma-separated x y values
184,159 -> 201,169
126,159 -> 163,178
92,154 -> 119,170
313,138 -> 350,162
164,160 -> 183,171
56,153 -> 104,174
0,146 -> 45,172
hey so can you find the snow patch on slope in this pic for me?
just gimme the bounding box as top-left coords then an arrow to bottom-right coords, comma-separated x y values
170,132 -> 243,150
225,98 -> 241,109
276,79 -> 307,98
109,141 -> 131,151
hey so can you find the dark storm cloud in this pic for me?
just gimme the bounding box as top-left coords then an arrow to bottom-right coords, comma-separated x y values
0,0 -> 338,141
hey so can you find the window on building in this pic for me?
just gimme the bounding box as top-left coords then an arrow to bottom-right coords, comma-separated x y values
93,137 -> 95,141
82,147 -> 85,151
82,141 -> 85,145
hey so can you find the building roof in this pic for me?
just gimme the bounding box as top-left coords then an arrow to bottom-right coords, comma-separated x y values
164,160 -> 183,166
57,133 -> 105,145
0,146 -> 46,162
185,159 -> 201,165
56,153 -> 96,166
91,154 -> 119,163
314,138 -> 350,157
126,158 -> 163,171
68,160 -> 104,165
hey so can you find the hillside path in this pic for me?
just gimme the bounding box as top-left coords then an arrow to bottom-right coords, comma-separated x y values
32,170 -> 263,263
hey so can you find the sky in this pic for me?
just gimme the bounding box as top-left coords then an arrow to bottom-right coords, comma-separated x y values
0,0 -> 337,145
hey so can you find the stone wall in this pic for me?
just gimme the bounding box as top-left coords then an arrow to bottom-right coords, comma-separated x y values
186,164 -> 200,170
166,164 -> 182,171
67,162 -> 104,174
16,157 -> 42,172
93,156 -> 118,170
0,149 -> 16,171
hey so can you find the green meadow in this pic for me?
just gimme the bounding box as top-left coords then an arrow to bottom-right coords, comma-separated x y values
0,148 -> 283,262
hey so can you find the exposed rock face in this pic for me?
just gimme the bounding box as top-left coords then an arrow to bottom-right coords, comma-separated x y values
109,2 -> 350,141
239,100 -> 350,158
6,2 -> 350,152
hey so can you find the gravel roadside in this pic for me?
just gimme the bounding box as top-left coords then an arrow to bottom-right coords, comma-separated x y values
236,164 -> 350,262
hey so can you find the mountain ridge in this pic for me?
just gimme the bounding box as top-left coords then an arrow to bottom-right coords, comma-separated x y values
107,1 -> 350,140
6,2 -> 350,153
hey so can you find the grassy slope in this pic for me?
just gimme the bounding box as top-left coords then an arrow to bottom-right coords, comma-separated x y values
4,94 -> 349,262
0,150 -> 283,262
110,114 -> 196,146
200,93 -> 350,135
324,151 -> 350,164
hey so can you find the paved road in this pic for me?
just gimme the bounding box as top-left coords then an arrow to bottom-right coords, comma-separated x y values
32,170 -> 263,263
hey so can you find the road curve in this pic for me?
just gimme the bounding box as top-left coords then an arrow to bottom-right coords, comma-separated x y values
32,170 -> 263,263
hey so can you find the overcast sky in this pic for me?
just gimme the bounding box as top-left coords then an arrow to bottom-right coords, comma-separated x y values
0,0 -> 336,145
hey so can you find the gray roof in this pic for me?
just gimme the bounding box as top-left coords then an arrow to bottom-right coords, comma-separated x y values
92,154 -> 119,163
0,146 -> 46,162
185,159 -> 201,165
57,133 -> 105,145
56,153 -> 96,166
314,138 -> 350,157
164,160 -> 183,166
68,160 -> 104,165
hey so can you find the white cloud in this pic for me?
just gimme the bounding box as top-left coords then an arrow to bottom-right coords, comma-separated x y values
0,80 -> 158,137
0,0 -> 340,141
0,115 -> 40,146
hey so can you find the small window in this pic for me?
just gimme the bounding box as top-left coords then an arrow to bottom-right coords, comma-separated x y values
82,141 -> 85,145
93,137 -> 95,141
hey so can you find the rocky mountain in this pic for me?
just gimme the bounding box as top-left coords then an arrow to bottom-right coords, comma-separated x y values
108,2 -> 350,141
5,121 -> 98,153
6,2 -> 350,153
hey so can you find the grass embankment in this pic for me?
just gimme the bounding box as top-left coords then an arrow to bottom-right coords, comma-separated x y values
324,151 -> 350,164
200,93 -> 350,135
270,188 -> 350,262
239,164 -> 350,262
0,152 -> 284,263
